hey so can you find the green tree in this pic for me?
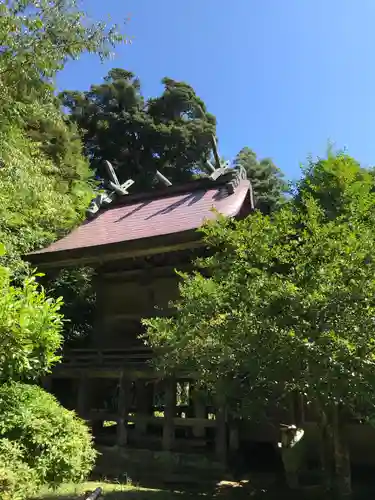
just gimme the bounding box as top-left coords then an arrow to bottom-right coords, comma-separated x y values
0,120 -> 93,276
0,0 -> 124,102
0,0 -> 128,274
294,152 -> 374,220
234,147 -> 287,214
0,244 -> 64,382
61,69 -> 217,190
144,153 -> 375,498
0,1 -> 127,342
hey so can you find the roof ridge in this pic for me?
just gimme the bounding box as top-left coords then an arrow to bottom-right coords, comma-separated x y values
90,166 -> 248,213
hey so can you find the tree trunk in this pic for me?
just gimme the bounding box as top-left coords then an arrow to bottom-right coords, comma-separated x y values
317,403 -> 335,497
332,404 -> 352,499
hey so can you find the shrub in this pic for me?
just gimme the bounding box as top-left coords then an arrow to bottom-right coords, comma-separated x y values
0,438 -> 38,500
0,383 -> 97,489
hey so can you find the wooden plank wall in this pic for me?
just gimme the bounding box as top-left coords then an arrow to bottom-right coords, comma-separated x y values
92,273 -> 179,348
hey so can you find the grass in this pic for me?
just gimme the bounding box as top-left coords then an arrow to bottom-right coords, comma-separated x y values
32,480 -> 375,500
31,480 -> 330,500
34,482 -> 153,499
33,481 -> 202,500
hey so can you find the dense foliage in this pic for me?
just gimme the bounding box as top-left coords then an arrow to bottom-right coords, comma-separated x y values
0,1 -> 116,273
0,0 -> 127,274
61,69 -> 217,190
294,152 -> 373,220
0,244 -> 63,382
144,153 -> 375,497
0,438 -> 38,500
0,2 -> 127,497
234,146 -> 288,214
0,383 -> 96,489
0,118 -> 92,275
0,0 -> 123,102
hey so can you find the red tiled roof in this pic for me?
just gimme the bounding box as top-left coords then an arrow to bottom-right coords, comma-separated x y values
30,180 -> 251,256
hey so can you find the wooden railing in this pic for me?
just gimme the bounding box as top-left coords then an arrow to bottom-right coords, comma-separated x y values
60,347 -> 152,367
88,411 -> 217,428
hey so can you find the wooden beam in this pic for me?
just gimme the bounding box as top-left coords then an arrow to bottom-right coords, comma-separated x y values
129,432 -> 208,449
102,311 -> 174,321
101,264 -> 193,281
28,233 -> 203,270
132,415 -> 216,428
50,366 -> 158,379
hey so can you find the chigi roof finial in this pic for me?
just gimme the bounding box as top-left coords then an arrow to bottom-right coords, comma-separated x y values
86,161 -> 135,219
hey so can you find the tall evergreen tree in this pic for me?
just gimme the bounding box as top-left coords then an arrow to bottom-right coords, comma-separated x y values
234,147 -> 287,214
60,69 -> 217,191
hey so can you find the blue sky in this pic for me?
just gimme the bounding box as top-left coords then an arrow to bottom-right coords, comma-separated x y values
57,0 -> 375,182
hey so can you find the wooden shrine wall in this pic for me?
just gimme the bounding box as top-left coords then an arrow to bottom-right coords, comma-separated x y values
91,269 -> 180,349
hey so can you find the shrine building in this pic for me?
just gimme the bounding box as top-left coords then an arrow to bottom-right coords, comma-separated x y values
27,166 -> 254,465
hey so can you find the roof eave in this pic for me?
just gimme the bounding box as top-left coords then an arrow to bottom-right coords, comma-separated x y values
25,228 -> 202,270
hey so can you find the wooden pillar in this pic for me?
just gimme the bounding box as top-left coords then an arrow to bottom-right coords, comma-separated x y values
135,380 -> 153,435
117,372 -> 131,447
163,378 -> 176,451
215,397 -> 227,464
193,388 -> 206,438
77,374 -> 89,419
229,419 -> 240,452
